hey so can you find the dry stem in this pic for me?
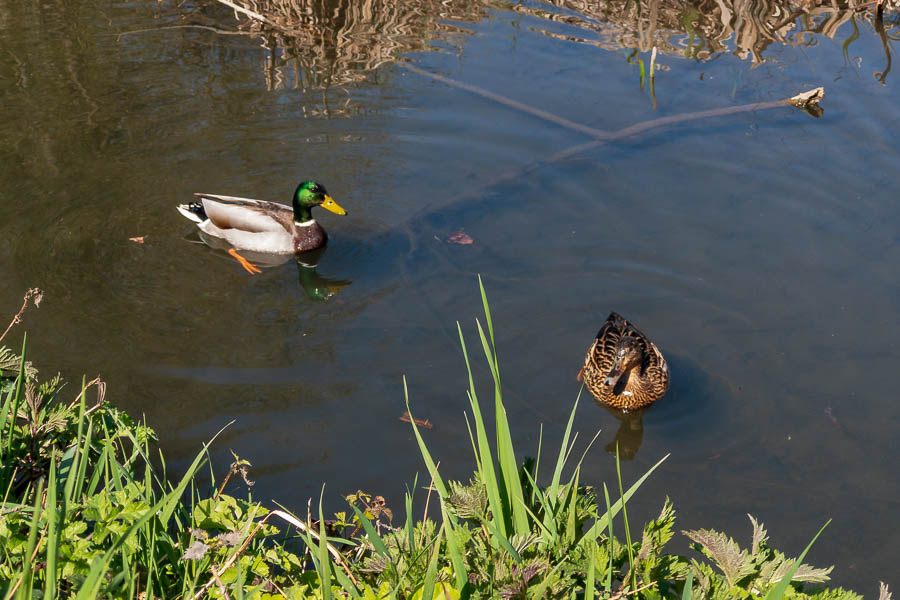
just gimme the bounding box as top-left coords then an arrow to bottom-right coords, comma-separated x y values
419,460 -> 440,548
190,508 -> 360,600
0,288 -> 43,345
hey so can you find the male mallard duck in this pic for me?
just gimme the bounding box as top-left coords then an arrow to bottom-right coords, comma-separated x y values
176,180 -> 347,274
577,312 -> 669,411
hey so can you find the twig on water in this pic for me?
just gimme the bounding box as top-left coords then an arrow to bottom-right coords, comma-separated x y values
400,410 -> 433,429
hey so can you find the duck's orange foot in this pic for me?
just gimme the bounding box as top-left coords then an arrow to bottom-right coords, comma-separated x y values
228,248 -> 261,274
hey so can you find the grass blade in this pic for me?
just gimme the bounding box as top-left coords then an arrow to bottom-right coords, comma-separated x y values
420,523 -> 445,600
585,542 -> 596,600
318,486 -> 333,600
603,484 -> 613,592
349,504 -> 389,558
763,520 -> 831,600
44,454 -> 61,599
581,453 -> 669,546
404,377 -> 449,499
403,378 -> 466,588
475,317 -> 528,537
616,445 -> 637,591
456,324 -> 506,541
548,388 -> 582,505
5,335 -> 27,456
14,478 -> 44,600
682,569 -> 693,600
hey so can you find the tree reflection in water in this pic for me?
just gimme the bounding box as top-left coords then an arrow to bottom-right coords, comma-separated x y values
181,0 -> 899,86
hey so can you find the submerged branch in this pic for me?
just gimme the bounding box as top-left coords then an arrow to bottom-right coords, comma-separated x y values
116,25 -> 255,40
395,68 -> 824,241
400,63 -> 612,140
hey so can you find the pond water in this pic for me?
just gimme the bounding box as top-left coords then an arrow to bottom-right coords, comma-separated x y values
2,0 -> 899,591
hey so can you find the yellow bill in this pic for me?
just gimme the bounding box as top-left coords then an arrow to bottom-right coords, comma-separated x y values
321,195 -> 347,215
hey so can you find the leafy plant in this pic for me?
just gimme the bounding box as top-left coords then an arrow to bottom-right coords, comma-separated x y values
0,286 -> 889,600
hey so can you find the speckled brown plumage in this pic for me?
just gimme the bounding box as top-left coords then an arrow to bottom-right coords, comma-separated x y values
579,312 -> 669,411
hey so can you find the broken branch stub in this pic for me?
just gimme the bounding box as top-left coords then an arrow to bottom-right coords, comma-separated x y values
786,87 -> 826,117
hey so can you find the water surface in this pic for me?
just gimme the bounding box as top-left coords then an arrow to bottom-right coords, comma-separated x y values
1,0 -> 898,591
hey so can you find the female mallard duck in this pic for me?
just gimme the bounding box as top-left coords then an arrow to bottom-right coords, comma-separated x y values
176,180 -> 347,274
578,312 -> 669,411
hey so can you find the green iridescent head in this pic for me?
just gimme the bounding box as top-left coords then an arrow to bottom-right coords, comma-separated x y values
292,180 -> 347,221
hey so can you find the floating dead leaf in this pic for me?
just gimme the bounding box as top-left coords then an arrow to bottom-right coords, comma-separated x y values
182,540 -> 209,560
399,411 -> 433,429
446,231 -> 473,245
129,236 -> 146,244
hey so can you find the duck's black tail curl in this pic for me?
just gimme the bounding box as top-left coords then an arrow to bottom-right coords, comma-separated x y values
176,202 -> 208,223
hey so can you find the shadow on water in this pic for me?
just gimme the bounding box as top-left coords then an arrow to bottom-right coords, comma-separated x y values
594,354 -> 735,461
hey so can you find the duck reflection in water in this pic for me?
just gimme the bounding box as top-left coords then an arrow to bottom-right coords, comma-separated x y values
294,247 -> 352,301
597,402 -> 645,460
189,231 -> 351,301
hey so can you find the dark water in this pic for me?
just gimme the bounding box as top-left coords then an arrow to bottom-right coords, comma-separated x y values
2,0 -> 899,591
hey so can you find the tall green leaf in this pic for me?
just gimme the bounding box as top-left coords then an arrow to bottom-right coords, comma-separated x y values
44,453 -> 61,600
475,317 -> 528,538
15,478 -> 44,600
420,523 -> 445,600
763,520 -> 831,600
404,378 -> 467,589
456,324 -> 506,542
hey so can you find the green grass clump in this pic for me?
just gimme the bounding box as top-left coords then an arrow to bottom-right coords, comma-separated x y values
0,337 -> 319,599
0,284 -> 888,600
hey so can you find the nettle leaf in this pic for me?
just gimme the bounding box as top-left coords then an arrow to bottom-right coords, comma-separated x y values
446,478 -> 488,520
768,557 -> 833,585
639,498 -> 676,561
684,528 -> 755,587
748,515 -> 769,557
0,346 -> 37,379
